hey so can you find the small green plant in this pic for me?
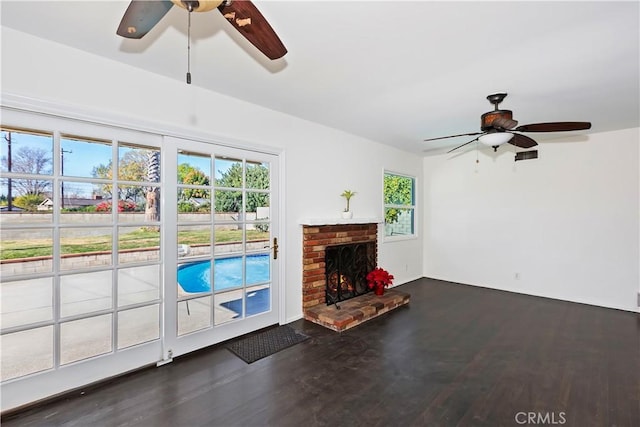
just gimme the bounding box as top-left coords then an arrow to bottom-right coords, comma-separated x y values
340,190 -> 356,212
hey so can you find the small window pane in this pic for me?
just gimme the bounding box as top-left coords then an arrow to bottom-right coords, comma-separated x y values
245,224 -> 269,253
60,227 -> 112,270
245,285 -> 270,317
178,296 -> 211,335
0,228 -> 53,276
246,254 -> 270,286
384,208 -> 415,236
214,289 -> 242,325
1,277 -> 53,328
215,256 -> 243,290
178,225 -> 211,258
0,178 -> 53,216
214,157 -> 242,187
1,128 -> 53,176
178,188 -> 211,221
118,144 -> 160,183
178,260 -> 211,295
214,224 -> 242,255
118,305 -> 160,349
1,326 -> 54,381
61,136 -> 111,178
60,271 -> 112,317
246,191 -> 269,215
246,161 -> 269,190
215,189 -> 242,215
178,152 -> 211,184
60,314 -> 112,365
117,185 -> 145,219
118,226 -> 160,264
118,264 -> 160,307
60,181 -> 110,221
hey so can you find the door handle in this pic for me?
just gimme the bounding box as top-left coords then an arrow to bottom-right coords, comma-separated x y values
272,237 -> 278,260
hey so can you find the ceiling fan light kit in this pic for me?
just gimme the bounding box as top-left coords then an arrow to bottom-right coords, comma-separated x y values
478,132 -> 514,148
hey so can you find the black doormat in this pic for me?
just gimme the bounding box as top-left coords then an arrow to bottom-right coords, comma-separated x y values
226,325 -> 310,364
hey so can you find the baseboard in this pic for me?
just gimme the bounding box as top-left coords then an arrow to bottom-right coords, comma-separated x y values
422,276 -> 640,314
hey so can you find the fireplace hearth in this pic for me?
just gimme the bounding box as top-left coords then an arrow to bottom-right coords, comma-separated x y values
301,221 -> 410,331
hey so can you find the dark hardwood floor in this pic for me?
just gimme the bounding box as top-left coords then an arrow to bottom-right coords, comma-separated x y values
3,278 -> 639,427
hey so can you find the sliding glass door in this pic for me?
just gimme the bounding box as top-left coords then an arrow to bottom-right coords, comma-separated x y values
1,110 -> 280,410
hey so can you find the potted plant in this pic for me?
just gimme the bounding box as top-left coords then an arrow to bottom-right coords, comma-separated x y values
341,190 -> 356,219
366,267 -> 394,296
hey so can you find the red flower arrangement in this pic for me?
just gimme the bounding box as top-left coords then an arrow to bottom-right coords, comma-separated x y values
366,267 -> 394,295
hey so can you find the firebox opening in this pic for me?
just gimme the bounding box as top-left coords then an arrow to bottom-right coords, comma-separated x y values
325,242 -> 376,306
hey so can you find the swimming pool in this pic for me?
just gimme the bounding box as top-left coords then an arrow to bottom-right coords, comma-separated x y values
178,254 -> 271,318
177,254 -> 270,293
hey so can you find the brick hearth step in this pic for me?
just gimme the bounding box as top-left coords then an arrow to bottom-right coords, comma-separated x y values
304,289 -> 410,332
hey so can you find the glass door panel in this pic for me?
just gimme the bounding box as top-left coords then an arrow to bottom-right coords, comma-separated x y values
165,137 -> 279,357
1,115 -> 163,411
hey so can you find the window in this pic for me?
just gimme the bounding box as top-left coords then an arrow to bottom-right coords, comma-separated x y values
383,171 -> 416,238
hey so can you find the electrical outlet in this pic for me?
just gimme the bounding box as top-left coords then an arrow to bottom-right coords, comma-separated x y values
514,272 -> 520,280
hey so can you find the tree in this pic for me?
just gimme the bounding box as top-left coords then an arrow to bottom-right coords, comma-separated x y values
92,161 -> 113,198
215,163 -> 269,213
384,174 -> 413,224
145,150 -> 160,223
13,193 -> 45,211
178,163 -> 210,202
0,145 -> 52,196
117,150 -> 147,203
93,149 -> 155,206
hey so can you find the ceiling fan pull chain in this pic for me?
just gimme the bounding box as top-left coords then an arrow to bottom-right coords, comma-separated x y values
186,9 -> 192,84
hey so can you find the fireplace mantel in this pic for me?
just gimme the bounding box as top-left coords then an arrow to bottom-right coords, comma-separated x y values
299,217 -> 383,226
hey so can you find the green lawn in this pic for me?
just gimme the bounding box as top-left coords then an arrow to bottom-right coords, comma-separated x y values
0,229 -> 269,261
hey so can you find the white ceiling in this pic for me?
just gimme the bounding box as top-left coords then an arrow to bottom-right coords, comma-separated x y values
2,1 -> 639,155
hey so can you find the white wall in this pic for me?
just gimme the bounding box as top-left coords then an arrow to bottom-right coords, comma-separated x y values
1,27 -> 423,323
423,128 -> 640,312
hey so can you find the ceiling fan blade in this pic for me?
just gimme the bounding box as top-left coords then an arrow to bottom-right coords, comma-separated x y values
424,132 -> 483,142
509,133 -> 538,149
515,122 -> 592,133
218,1 -> 287,60
447,137 -> 480,154
117,0 -> 174,39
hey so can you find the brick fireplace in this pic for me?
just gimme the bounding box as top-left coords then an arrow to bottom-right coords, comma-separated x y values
301,221 -> 410,331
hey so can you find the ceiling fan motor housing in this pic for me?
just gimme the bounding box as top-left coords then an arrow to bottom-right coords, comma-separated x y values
481,109 -> 513,131
173,1 -> 223,12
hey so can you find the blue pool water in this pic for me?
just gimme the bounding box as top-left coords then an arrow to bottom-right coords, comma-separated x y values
178,254 -> 270,293
178,254 -> 271,318
220,288 -> 270,318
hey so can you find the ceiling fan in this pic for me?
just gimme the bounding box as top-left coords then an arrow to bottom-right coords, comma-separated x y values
424,93 -> 591,154
117,1 -> 287,82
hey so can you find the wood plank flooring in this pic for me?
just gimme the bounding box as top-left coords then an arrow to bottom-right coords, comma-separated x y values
3,278 -> 639,426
